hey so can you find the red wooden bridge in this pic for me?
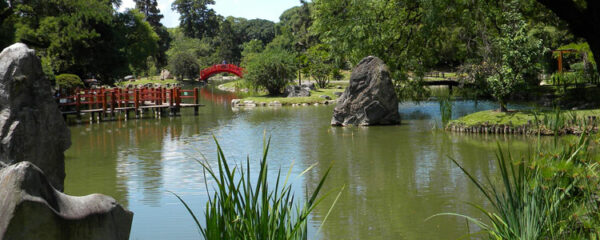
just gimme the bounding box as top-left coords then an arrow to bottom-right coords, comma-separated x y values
199,64 -> 244,81
57,87 -> 203,123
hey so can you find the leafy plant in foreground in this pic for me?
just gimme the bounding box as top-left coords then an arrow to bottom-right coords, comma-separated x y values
171,137 -> 340,240
434,134 -> 600,239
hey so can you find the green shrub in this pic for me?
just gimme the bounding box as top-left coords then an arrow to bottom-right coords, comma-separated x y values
55,73 -> 84,90
168,52 -> 199,80
242,47 -> 297,95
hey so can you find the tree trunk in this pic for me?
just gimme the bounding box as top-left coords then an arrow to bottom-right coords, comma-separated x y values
298,70 -> 302,86
499,100 -> 508,112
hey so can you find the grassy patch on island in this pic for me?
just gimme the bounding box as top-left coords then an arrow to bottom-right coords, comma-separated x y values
451,109 -> 600,127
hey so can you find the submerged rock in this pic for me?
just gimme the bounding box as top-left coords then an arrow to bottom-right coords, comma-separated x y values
0,43 -> 71,190
331,56 -> 400,126
0,162 -> 133,240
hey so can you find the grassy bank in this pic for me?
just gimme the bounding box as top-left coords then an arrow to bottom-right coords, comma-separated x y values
447,109 -> 600,135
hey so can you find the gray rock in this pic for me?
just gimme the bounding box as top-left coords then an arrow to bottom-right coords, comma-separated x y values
284,85 -> 311,97
0,162 -> 133,240
268,101 -> 282,107
320,95 -> 332,100
301,83 -> 316,90
0,43 -> 71,190
333,92 -> 343,97
331,56 -> 400,126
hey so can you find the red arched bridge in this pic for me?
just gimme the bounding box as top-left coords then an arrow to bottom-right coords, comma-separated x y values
199,64 -> 244,81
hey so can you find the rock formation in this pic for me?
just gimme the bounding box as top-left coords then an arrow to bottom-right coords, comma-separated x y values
331,56 -> 400,126
0,43 -> 71,190
0,162 -> 133,240
284,85 -> 311,97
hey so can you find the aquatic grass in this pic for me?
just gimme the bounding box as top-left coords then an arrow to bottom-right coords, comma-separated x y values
439,96 -> 453,127
170,136 -> 337,240
433,134 -> 600,239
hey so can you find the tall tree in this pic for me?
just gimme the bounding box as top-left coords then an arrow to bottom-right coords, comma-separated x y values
312,0 -> 443,100
171,0 -> 219,39
536,0 -> 600,71
134,0 -> 171,68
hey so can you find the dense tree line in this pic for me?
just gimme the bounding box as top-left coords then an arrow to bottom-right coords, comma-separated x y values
2,0 -> 598,107
0,0 -> 167,84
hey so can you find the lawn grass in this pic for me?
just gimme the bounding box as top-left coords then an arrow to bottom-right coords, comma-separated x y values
450,109 -> 600,127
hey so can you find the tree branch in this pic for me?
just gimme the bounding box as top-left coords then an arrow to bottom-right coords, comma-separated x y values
535,0 -> 588,37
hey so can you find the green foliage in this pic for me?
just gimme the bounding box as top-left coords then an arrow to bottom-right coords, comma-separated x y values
168,52 -> 199,80
484,10 -> 544,111
241,39 -> 264,58
439,135 -> 600,239
307,44 -> 334,88
171,0 -> 220,39
312,0 -> 442,96
242,47 -> 297,95
170,137 -> 338,240
116,10 -> 159,76
135,0 -> 171,68
55,73 -> 84,90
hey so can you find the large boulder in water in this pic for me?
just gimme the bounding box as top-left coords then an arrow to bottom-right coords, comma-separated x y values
0,162 -> 133,240
0,43 -> 70,191
331,56 -> 400,126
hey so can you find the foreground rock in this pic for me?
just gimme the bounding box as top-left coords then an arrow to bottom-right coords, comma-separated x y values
0,162 -> 133,240
0,43 -> 71,190
331,56 -> 400,126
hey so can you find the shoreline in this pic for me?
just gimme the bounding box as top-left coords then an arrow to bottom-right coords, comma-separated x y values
445,109 -> 600,135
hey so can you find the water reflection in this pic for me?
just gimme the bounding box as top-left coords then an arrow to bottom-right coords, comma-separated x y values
64,91 -> 551,239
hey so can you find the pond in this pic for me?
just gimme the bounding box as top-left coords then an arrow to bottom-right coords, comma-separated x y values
64,86 -> 544,239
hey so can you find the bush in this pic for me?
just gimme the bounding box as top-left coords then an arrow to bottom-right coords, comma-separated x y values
168,52 -> 199,80
243,47 -> 297,95
55,74 -> 84,90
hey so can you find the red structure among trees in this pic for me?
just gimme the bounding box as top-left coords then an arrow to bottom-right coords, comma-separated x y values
199,64 -> 244,81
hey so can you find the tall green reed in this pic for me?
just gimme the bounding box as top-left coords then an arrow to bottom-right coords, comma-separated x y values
170,137 -> 341,240
439,96 -> 453,127
433,134 -> 600,239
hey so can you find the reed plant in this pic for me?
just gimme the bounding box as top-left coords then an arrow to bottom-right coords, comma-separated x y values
434,134 -> 600,239
170,137 -> 340,240
439,96 -> 453,127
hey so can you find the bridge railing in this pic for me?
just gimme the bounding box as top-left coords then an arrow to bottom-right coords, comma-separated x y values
57,87 -> 200,114
200,64 -> 244,81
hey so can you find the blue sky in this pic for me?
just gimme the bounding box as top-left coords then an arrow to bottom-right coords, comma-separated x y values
119,0 -> 302,28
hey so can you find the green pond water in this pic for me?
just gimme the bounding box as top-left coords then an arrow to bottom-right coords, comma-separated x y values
64,86 -> 545,239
